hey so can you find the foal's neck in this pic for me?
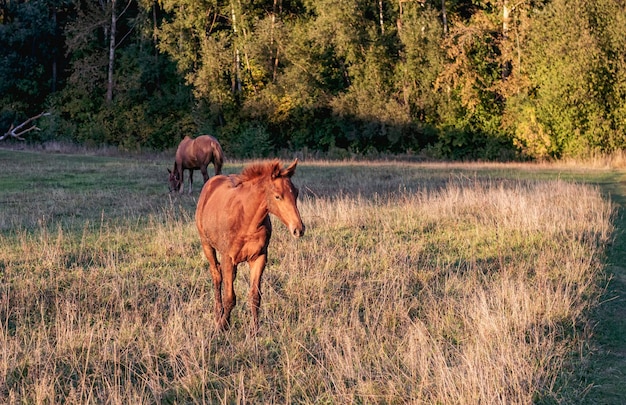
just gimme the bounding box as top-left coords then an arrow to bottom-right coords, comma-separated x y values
241,181 -> 270,231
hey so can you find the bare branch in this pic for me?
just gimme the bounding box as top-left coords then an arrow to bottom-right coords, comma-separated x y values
1,112 -> 51,141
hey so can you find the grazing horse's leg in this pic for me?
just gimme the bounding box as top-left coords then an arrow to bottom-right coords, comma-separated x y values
248,254 -> 267,335
188,169 -> 194,194
214,159 -> 222,176
177,166 -> 185,194
201,244 -> 223,326
219,260 -> 238,330
200,164 -> 209,183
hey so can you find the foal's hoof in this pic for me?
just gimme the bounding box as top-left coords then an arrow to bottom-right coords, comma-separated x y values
248,325 -> 259,338
215,319 -> 230,331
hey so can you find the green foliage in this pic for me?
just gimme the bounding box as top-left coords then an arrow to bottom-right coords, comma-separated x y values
395,4 -> 445,125
48,0 -> 196,150
0,0 -> 65,131
220,122 -> 273,158
2,0 -> 625,159
506,98 -> 554,159
513,0 -> 626,159
429,5 -> 514,160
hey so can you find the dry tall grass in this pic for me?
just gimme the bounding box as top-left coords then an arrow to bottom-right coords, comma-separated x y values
0,176 -> 613,403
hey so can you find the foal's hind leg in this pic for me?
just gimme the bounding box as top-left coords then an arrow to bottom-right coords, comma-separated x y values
201,244 -> 223,326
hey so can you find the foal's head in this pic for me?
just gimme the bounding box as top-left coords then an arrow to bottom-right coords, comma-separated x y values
270,160 -> 305,238
244,159 -> 305,238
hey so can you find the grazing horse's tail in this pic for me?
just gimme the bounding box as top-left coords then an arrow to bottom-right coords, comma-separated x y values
213,138 -> 224,175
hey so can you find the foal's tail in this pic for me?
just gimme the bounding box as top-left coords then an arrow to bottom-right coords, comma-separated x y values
212,138 -> 224,175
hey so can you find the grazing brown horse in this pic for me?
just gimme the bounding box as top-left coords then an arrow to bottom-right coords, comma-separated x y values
195,159 -> 305,333
168,135 -> 224,194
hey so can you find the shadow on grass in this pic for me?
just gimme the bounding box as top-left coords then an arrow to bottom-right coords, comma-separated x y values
581,172 -> 626,404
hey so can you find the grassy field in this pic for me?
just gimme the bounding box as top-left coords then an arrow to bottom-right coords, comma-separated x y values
0,149 -> 623,403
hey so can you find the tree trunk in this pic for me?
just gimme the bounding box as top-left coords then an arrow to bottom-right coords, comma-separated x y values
503,1 -> 511,37
152,2 -> 158,57
502,1 -> 512,79
441,0 -> 448,35
230,0 -> 242,93
52,6 -> 57,92
271,0 -> 281,81
378,0 -> 385,34
106,0 -> 117,103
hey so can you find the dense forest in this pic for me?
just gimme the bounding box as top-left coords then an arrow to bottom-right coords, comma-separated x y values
1,0 -> 625,159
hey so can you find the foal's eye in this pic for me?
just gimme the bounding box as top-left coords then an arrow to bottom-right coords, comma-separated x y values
274,194 -> 281,200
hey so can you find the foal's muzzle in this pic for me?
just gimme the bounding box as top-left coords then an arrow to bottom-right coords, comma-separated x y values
291,223 -> 305,238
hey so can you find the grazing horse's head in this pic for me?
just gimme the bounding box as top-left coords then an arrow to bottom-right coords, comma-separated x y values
267,159 -> 305,238
167,163 -> 182,193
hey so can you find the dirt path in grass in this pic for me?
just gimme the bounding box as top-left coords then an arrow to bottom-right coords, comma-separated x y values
581,172 -> 626,404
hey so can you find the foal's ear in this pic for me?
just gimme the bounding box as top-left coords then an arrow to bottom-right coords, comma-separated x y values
281,159 -> 298,178
167,168 -> 172,174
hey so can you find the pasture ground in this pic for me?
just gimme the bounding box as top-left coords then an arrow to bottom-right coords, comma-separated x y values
1,148 -> 625,403
578,169 -> 626,404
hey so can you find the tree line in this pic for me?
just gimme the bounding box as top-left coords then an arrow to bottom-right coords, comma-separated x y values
1,0 -> 625,159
